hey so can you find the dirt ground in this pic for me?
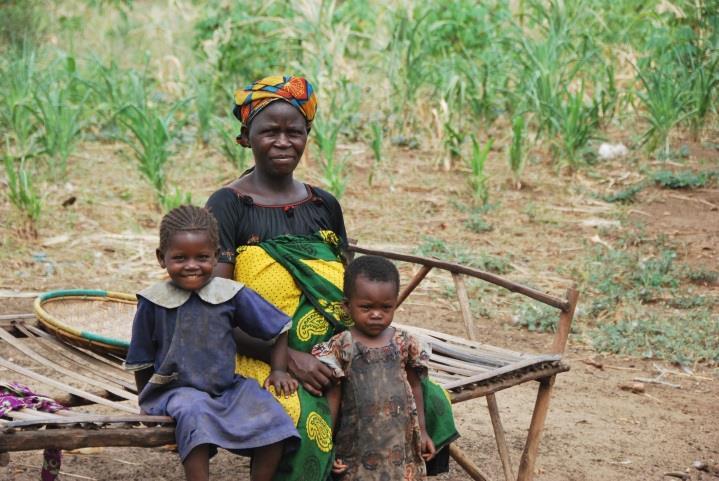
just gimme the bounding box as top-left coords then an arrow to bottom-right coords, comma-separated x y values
0,138 -> 718,481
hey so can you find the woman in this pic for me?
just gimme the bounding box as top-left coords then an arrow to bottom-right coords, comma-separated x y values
206,76 -> 457,481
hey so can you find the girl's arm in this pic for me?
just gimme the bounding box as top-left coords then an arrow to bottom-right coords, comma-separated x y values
326,382 -> 341,429
264,332 -> 299,397
406,367 -> 436,461
326,382 -> 349,474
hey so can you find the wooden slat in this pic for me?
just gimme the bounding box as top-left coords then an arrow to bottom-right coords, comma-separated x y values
0,427 -> 176,452
449,364 -> 569,402
3,415 -> 173,430
442,356 -> 562,391
452,273 -> 477,341
0,328 -> 137,403
397,265 -> 432,307
0,356 -> 137,414
15,323 -> 135,390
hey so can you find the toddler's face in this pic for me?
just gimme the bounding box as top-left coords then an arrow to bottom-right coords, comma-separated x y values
344,276 -> 398,338
156,231 -> 218,291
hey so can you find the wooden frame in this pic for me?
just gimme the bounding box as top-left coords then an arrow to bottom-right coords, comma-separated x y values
348,245 -> 579,481
0,245 -> 578,481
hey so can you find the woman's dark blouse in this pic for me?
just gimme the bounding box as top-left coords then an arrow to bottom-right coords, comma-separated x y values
206,184 -> 348,264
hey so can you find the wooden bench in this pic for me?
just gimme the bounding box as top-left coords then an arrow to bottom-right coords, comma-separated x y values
0,245 -> 577,481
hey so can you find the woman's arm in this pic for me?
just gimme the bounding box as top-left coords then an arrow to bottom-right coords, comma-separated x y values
406,367 -> 436,461
213,262 -> 234,279
288,349 -> 335,396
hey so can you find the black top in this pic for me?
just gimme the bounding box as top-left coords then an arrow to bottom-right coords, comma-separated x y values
206,184 -> 348,264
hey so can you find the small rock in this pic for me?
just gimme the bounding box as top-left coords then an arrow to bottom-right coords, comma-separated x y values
619,382 -> 645,394
598,143 -> 629,161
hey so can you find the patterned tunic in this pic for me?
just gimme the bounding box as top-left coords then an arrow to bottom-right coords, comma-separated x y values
313,329 -> 431,481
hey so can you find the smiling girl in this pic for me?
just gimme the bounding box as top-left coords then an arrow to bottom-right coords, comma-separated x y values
125,205 -> 300,481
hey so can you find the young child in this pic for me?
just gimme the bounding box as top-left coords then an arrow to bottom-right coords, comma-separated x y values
311,255 -> 436,481
125,205 -> 300,481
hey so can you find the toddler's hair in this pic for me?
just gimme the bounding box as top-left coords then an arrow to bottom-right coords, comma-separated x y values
158,205 -> 219,254
343,255 -> 400,298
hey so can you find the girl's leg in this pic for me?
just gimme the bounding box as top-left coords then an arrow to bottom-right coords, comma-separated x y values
183,444 -> 210,481
250,441 -> 284,481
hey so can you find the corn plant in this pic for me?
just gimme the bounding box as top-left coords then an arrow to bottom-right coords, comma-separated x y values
685,54 -> 719,140
468,135 -> 492,205
117,93 -> 186,208
553,85 -> 599,170
83,59 -> 146,137
159,186 -> 193,213
213,114 -> 248,173
636,65 -> 691,158
3,153 -> 42,235
508,114 -> 526,188
0,46 -> 40,159
313,116 -> 346,198
368,120 -> 383,186
33,76 -> 87,177
191,71 -> 215,146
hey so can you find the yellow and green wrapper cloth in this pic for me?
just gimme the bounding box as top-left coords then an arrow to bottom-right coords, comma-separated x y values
233,231 -> 458,481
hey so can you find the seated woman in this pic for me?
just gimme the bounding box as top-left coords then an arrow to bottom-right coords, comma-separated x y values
206,75 -> 458,481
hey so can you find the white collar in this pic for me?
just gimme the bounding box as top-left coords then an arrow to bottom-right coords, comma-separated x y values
138,277 -> 244,309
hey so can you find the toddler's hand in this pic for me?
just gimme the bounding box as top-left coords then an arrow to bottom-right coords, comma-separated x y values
420,431 -> 436,461
264,370 -> 299,398
332,457 -> 348,474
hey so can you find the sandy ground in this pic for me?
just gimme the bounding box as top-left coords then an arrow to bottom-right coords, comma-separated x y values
0,138 -> 718,480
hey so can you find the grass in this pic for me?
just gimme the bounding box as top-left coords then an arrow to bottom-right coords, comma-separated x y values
652,170 -> 709,189
415,236 -> 512,274
591,310 -> 719,365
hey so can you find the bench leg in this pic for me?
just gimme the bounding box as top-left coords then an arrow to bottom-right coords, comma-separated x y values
486,393 -> 515,481
516,376 -> 556,481
448,443 -> 493,481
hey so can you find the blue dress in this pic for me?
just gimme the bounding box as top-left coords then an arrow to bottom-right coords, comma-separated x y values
125,277 -> 300,461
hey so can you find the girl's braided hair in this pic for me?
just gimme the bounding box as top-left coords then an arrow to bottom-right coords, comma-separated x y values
158,205 -> 219,254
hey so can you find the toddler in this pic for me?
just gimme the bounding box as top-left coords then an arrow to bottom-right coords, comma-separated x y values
312,255 -> 435,480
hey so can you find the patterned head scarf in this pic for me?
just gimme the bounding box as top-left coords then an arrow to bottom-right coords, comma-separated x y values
233,75 -> 317,128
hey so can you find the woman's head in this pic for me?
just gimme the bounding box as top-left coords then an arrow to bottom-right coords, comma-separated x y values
157,205 -> 220,291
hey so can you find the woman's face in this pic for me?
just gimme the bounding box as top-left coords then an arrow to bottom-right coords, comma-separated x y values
243,101 -> 309,178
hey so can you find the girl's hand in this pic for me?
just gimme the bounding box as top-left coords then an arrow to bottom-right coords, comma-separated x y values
420,431 -> 436,461
288,350 -> 334,396
332,457 -> 348,474
264,370 -> 299,398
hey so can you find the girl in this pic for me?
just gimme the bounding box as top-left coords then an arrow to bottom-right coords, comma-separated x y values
125,205 -> 300,481
312,255 -> 436,481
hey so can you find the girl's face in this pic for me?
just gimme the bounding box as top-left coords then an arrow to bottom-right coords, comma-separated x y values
156,231 -> 218,291
344,276 -> 398,338
240,101 -> 308,178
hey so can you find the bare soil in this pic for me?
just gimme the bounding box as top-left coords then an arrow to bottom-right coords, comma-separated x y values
1,138 -> 717,481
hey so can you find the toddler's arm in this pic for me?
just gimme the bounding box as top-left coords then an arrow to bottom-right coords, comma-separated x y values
406,367 -> 436,461
326,383 -> 349,474
264,331 -> 299,397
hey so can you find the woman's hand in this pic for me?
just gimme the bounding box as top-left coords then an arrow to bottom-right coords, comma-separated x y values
287,349 -> 334,396
332,457 -> 348,474
420,431 -> 436,461
264,370 -> 299,398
